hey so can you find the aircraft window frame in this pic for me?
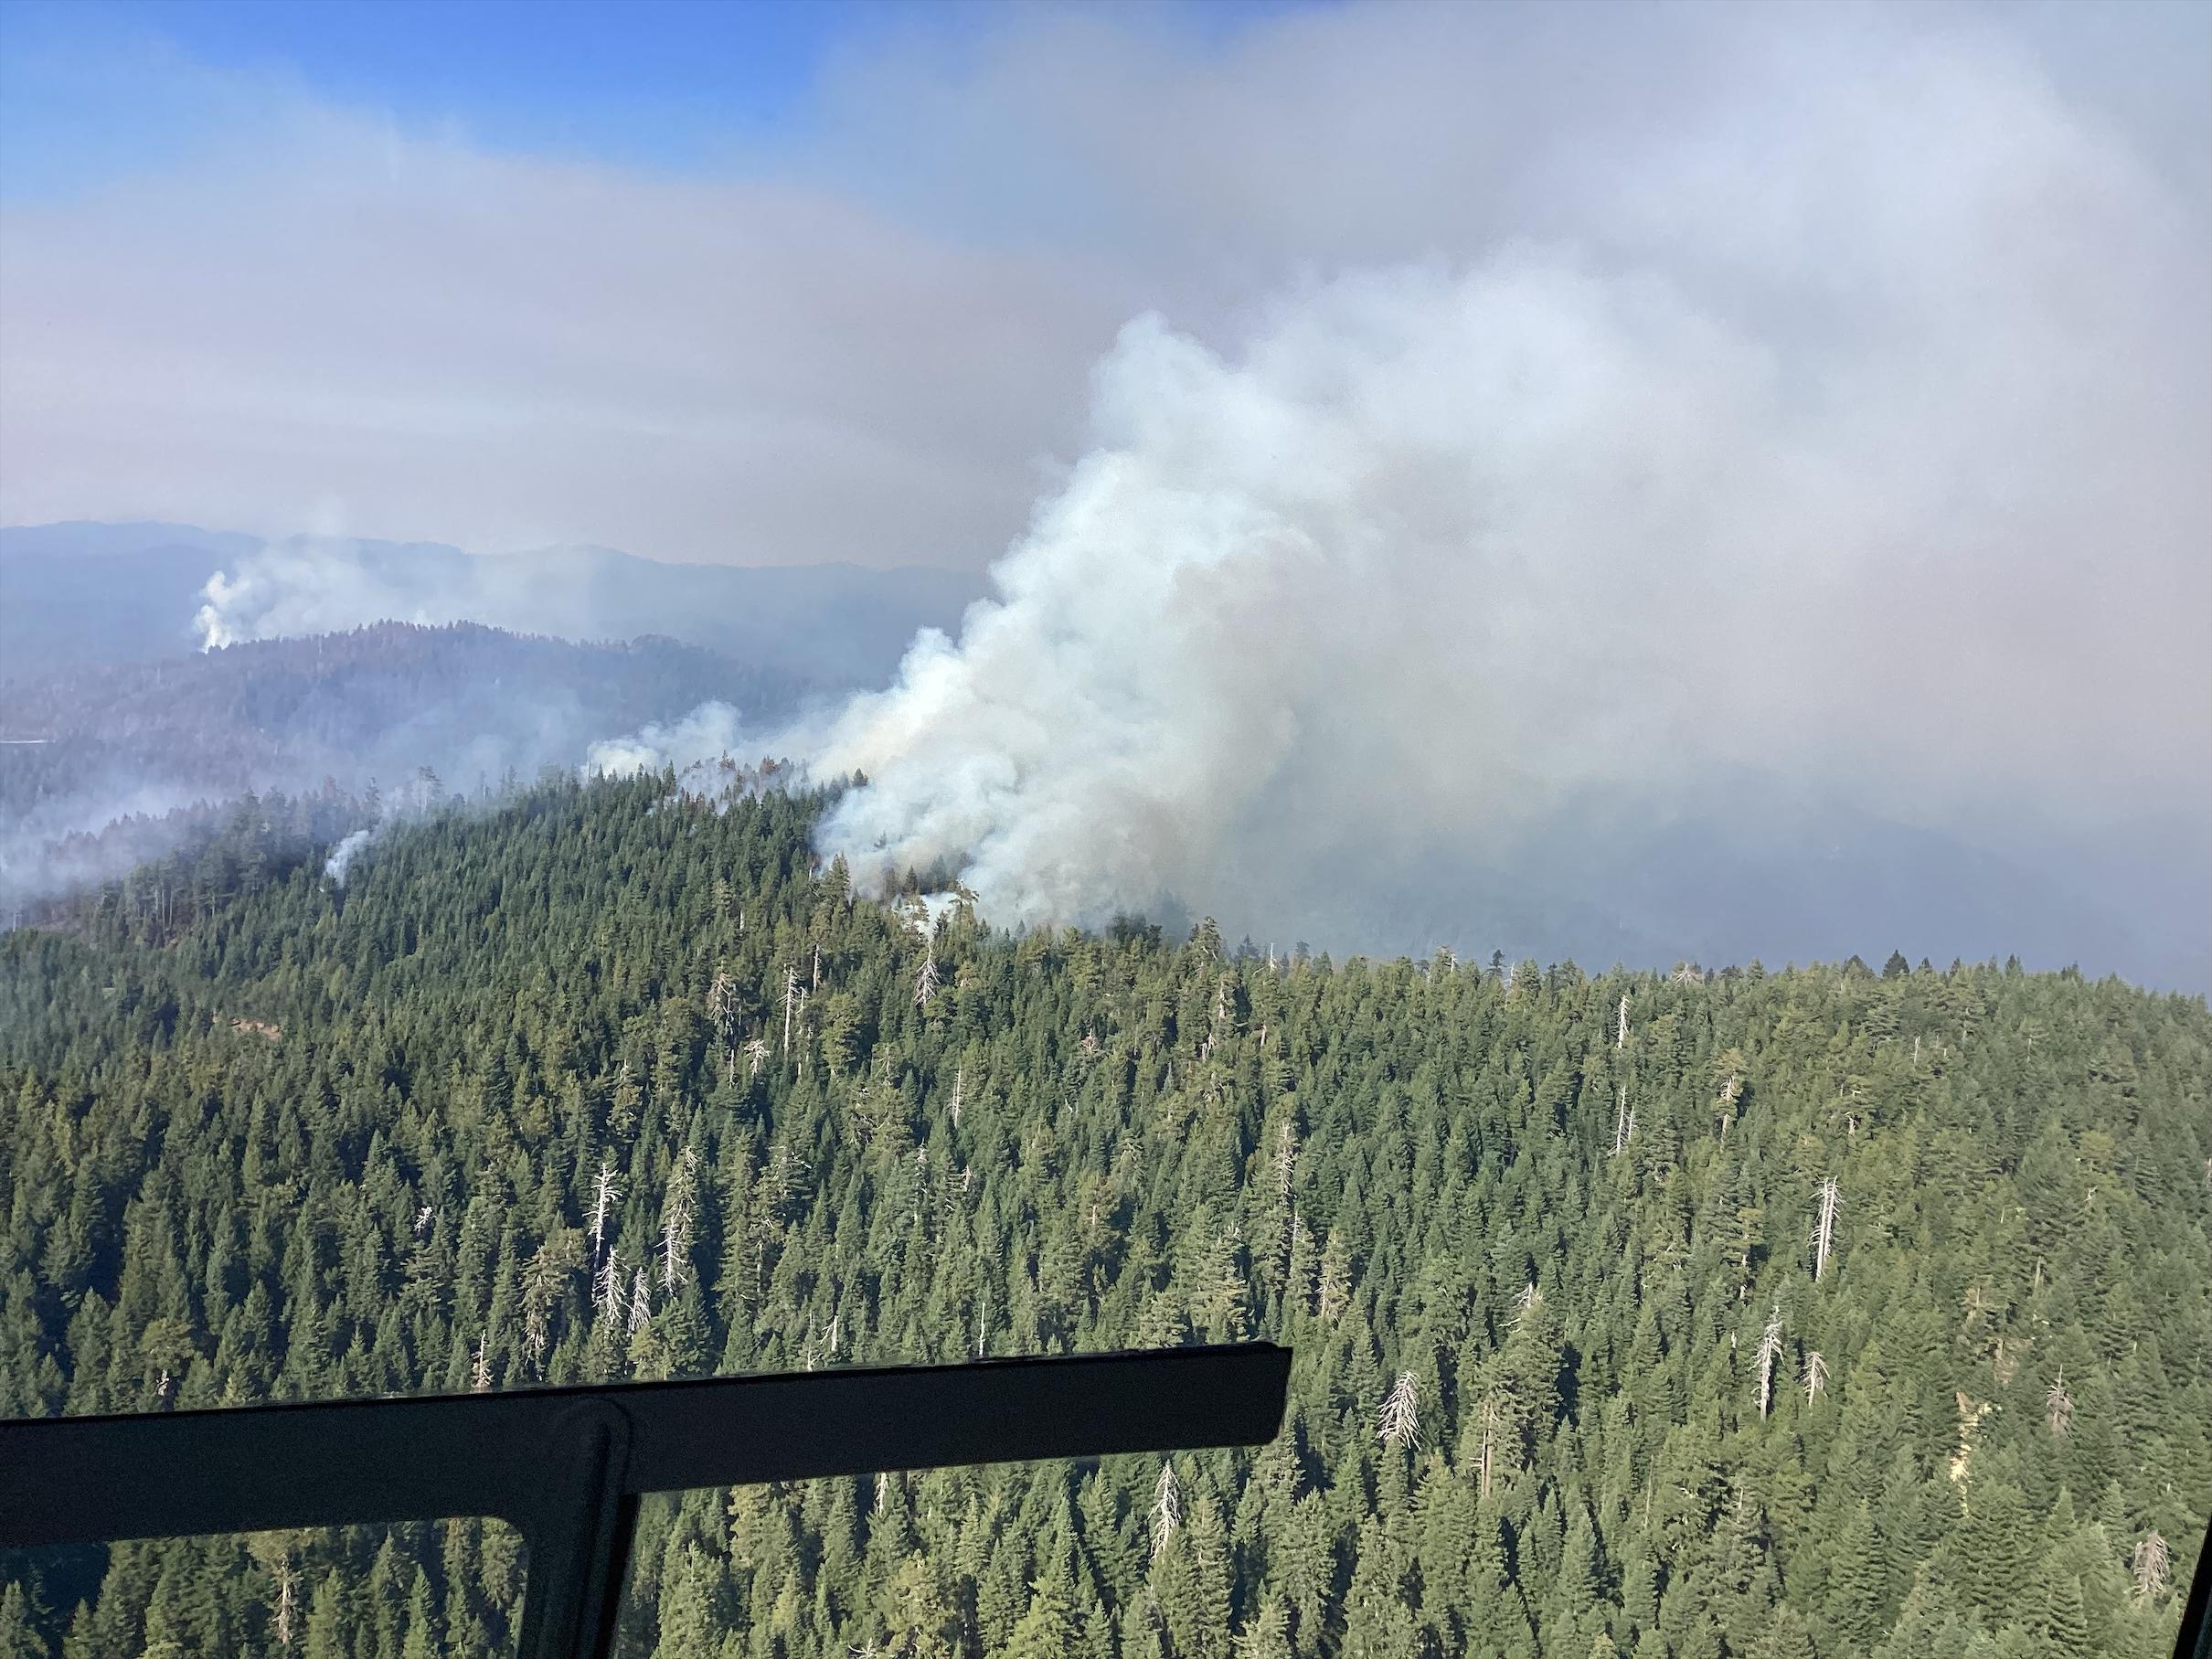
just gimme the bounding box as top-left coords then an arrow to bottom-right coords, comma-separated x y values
0,1344 -> 1289,1659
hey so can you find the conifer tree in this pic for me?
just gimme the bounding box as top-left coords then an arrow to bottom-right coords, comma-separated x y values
652,1544 -> 718,1659
1001,1581 -> 1077,1659
0,1584 -> 45,1659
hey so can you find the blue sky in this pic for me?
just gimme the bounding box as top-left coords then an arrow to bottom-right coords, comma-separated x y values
0,0 -> 1316,200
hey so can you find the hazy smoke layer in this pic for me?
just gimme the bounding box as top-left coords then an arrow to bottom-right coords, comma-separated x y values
585,703 -> 746,778
196,544 -> 459,649
188,537 -> 984,688
796,36 -> 2208,933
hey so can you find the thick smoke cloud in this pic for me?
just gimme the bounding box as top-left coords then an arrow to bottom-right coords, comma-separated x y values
10,2 -> 2209,975
787,17 -> 2208,942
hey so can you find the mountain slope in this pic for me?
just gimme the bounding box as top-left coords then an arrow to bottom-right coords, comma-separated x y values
0,775 -> 2201,1658
0,622 -> 805,916
0,523 -> 257,675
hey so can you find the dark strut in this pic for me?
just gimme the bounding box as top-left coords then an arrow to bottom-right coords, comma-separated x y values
0,1343 -> 1292,1659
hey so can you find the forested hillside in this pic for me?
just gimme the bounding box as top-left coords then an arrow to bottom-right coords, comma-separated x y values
0,775 -> 2205,1659
0,622 -> 802,923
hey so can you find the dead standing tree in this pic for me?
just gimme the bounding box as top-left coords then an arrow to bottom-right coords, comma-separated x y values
1512,1281 -> 1542,1327
1756,1305 -> 1785,1419
1813,1177 -> 1841,1282
1271,1121 -> 1299,1277
588,1161 -> 621,1264
2132,1531 -> 2170,1605
245,1529 -> 304,1647
521,1234 -> 582,1378
660,1147 -> 699,1292
782,966 -> 799,1060
1802,1350 -> 1828,1404
1473,1394 -> 1505,1499
1612,994 -> 1634,1156
1151,1458 -> 1182,1559
1377,1371 -> 1421,1451
595,1248 -> 626,1326
707,969 -> 739,1082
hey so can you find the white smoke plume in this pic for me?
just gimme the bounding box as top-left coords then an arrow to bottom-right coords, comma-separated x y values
584,702 -> 748,779
197,541 -> 474,649
323,769 -> 458,886
791,29 -> 2207,938
324,828 -> 375,886
186,536 -> 984,689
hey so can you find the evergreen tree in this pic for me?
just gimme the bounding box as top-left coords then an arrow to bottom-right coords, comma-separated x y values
1825,1499 -> 1887,1649
1001,1582 -> 1077,1659
654,1545 -> 718,1659
0,1584 -> 47,1659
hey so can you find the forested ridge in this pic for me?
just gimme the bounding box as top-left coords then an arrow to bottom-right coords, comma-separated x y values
0,773 -> 2205,1659
0,622 -> 803,925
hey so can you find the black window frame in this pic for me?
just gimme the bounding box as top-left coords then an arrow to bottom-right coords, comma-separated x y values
0,1342 -> 1291,1659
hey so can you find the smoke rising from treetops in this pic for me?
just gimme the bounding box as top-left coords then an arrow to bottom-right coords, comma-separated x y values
14,4 -> 2202,972
760,27 -> 2210,938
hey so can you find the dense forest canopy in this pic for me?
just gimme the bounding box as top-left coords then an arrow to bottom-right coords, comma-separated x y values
0,773 -> 2205,1659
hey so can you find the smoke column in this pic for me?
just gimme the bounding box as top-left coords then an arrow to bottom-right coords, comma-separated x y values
324,829 -> 374,886
780,24 -> 2208,938
522,12 -> 2212,968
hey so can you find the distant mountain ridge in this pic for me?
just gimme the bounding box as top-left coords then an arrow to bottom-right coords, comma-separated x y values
1248,785 -> 2212,994
0,522 -> 261,675
0,520 -> 985,684
3,527 -> 2204,991
0,621 -> 809,916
